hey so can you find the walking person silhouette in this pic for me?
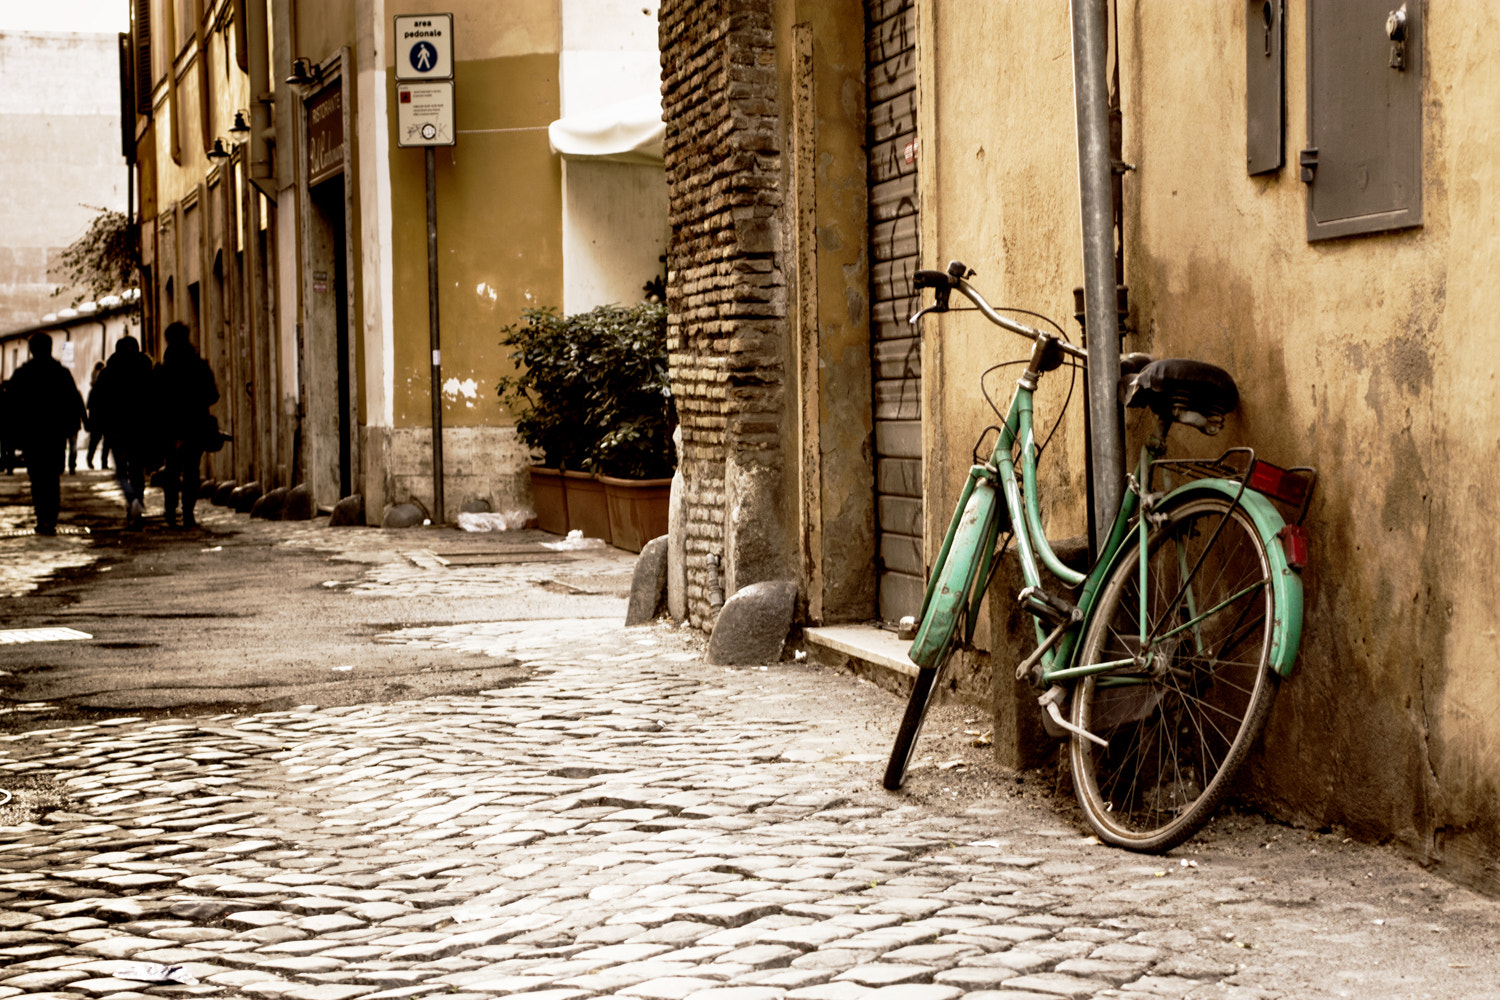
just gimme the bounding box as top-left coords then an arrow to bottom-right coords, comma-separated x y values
90,336 -> 155,529
7,332 -> 86,534
153,322 -> 220,529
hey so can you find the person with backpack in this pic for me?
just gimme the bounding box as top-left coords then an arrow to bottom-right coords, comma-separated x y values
153,322 -> 220,529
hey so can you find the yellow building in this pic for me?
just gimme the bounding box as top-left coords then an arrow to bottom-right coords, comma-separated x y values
126,0 -> 663,520
658,0 -> 1500,891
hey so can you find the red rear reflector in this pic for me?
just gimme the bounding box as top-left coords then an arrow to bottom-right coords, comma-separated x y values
1247,461 -> 1309,507
1278,524 -> 1309,571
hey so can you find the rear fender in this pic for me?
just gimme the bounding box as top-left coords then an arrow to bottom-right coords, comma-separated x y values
1111,479 -> 1305,677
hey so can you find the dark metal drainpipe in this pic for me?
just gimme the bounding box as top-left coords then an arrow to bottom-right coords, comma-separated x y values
1071,0 -> 1123,556
246,0 -> 274,199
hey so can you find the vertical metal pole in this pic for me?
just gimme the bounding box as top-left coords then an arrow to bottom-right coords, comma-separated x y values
1071,0 -> 1123,555
426,146 -> 445,524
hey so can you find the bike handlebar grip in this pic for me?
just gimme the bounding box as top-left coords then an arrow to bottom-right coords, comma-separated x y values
914,269 -> 951,289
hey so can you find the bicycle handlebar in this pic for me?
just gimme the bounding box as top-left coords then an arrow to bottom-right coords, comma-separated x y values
911,262 -> 1089,363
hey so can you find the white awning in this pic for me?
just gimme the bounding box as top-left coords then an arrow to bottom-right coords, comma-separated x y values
548,94 -> 664,165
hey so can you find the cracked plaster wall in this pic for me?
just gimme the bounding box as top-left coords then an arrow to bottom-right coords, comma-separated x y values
930,3 -> 1500,890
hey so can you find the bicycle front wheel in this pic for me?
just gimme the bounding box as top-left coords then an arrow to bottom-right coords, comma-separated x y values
1069,494 -> 1279,852
881,646 -> 954,791
884,481 -> 998,791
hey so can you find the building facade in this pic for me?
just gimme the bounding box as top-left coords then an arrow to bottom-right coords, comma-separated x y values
659,0 -> 1500,892
126,0 -> 663,520
0,30 -> 130,332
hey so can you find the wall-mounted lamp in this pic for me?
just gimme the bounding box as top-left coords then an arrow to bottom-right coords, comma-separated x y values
207,137 -> 233,160
286,58 -> 323,86
229,111 -> 251,135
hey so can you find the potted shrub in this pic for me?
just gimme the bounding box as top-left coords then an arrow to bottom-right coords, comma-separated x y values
495,307 -> 587,534
496,300 -> 676,550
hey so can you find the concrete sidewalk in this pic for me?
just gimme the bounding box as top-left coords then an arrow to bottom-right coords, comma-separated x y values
0,469 -> 640,725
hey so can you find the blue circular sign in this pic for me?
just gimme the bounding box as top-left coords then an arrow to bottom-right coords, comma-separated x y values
409,41 -> 438,74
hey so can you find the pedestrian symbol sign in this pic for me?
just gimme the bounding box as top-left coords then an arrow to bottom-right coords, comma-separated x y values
410,41 -> 437,74
394,14 -> 453,81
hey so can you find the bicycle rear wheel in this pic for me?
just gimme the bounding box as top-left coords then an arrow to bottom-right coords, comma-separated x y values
1069,494 -> 1279,852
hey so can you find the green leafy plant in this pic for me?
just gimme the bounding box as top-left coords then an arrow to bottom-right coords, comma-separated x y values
50,206 -> 140,306
496,301 -> 676,479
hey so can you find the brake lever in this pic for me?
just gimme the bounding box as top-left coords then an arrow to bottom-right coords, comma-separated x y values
909,303 -> 946,326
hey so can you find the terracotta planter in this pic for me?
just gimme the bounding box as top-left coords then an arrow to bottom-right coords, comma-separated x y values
563,470 -> 612,544
599,475 -> 672,554
528,466 -> 569,535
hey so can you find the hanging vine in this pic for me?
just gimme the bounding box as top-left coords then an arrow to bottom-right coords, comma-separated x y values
50,205 -> 140,307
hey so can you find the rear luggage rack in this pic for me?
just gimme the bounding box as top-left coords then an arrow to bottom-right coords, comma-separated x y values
1155,447 -> 1317,524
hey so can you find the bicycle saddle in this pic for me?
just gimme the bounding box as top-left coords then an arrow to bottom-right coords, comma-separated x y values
1120,358 -> 1239,435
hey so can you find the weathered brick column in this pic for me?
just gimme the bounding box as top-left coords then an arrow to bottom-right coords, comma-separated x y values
660,0 -> 793,630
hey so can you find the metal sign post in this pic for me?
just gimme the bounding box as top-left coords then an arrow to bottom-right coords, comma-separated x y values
394,14 -> 455,523
1070,0 -> 1123,558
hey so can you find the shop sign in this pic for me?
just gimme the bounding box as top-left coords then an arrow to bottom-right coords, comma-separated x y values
308,84 -> 344,186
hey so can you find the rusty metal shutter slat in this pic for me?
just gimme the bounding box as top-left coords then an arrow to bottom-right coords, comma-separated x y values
867,0 -> 921,622
133,0 -> 152,115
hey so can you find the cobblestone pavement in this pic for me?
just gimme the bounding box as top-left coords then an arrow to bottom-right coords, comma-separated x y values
0,476 -> 120,598
4,616 -> 1500,1000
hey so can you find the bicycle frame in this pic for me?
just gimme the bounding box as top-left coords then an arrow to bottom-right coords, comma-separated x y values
907,356 -> 1140,681
908,340 -> 1305,690
893,262 -> 1312,846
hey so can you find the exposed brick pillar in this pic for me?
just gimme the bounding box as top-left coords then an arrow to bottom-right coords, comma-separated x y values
660,0 -> 793,631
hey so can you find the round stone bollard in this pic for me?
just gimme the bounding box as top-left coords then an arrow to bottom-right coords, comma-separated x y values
251,487 -> 288,520
625,535 -> 670,626
706,579 -> 799,666
382,502 -> 425,529
282,484 -> 317,521
330,494 -> 365,527
232,482 -> 264,514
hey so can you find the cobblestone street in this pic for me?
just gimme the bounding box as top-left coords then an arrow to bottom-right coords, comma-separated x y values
4,618 -> 1500,1000
3,478 -> 1500,1000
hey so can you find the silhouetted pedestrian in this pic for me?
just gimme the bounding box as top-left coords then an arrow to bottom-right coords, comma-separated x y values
85,359 -> 110,470
154,322 -> 219,529
6,332 -> 86,534
0,379 -> 15,475
90,336 -> 155,528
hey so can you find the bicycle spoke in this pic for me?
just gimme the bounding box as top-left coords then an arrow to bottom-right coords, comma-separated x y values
1155,580 -> 1266,646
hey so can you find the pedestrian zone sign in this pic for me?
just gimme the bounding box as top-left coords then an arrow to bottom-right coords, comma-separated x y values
394,14 -> 453,80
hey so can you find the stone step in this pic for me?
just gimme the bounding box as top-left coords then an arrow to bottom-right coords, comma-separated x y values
803,624 -> 918,695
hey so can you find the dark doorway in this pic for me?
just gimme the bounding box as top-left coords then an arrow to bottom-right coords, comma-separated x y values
309,175 -> 352,498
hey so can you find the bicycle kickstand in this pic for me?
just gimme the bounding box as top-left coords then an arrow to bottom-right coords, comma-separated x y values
1038,686 -> 1108,748
1013,586 -> 1082,685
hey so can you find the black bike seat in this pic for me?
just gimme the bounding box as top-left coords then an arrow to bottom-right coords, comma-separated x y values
1120,358 -> 1239,432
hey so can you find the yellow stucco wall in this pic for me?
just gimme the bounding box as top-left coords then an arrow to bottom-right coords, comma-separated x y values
295,0 -> 355,70
923,3 -> 1092,628
385,11 -> 562,430
292,1 -> 568,516
927,1 -> 1500,885
151,43 -> 252,210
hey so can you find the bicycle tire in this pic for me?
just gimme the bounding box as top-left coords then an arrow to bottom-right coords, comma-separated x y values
1069,494 -> 1281,852
885,483 -> 997,790
882,646 -> 954,790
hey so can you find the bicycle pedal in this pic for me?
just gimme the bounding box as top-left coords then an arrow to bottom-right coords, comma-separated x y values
1019,586 -> 1082,627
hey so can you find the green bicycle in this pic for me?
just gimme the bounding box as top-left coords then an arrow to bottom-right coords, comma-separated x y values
885,261 -> 1314,853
